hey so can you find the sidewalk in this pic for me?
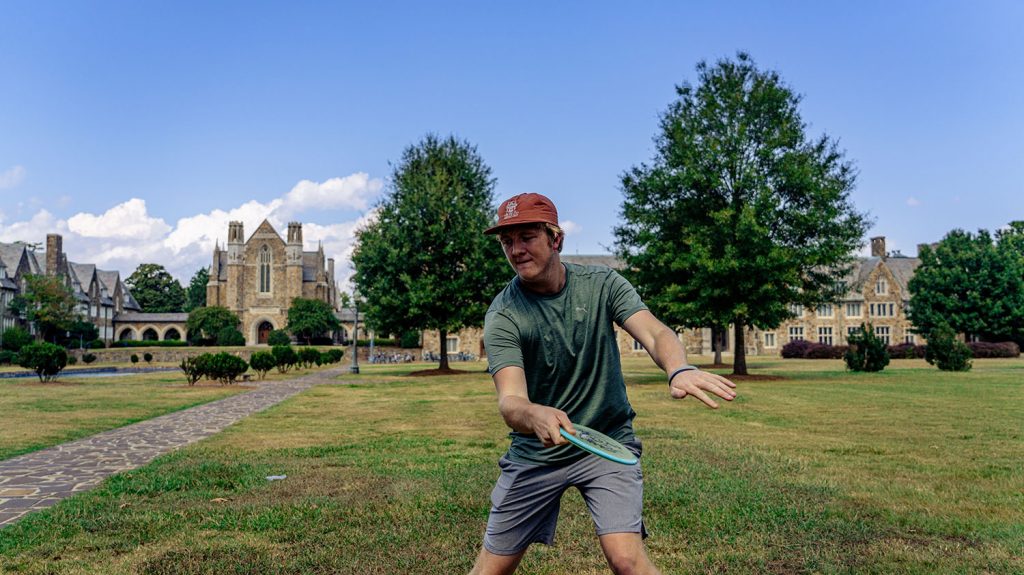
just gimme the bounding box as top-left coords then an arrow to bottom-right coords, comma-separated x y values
0,367 -> 347,528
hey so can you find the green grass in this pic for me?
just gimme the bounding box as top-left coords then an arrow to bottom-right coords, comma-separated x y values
0,372 -> 247,461
0,357 -> 1021,574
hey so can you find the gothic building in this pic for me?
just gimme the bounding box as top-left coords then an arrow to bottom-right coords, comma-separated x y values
206,220 -> 340,345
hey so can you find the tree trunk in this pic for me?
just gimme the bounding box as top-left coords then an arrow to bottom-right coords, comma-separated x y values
438,328 -> 450,371
711,325 -> 723,365
732,321 -> 748,376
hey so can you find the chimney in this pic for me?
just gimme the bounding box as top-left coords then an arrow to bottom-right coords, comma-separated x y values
870,236 -> 886,258
46,234 -> 63,276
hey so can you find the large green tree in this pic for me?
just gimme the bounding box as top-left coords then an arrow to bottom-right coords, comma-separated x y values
351,134 -> 509,370
614,53 -> 869,375
184,267 -> 209,312
908,224 -> 1024,346
185,306 -> 240,346
286,297 -> 341,345
10,274 -> 81,343
126,263 -> 186,313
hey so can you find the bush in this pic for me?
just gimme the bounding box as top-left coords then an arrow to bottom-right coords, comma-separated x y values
844,324 -> 890,372
86,339 -> 106,349
0,350 -> 17,365
2,327 -> 33,352
887,342 -> 926,359
324,348 -> 344,363
966,341 -> 1020,358
249,351 -> 276,379
111,340 -> 187,348
925,325 -> 972,371
272,345 -> 298,373
130,354 -> 139,364
780,340 -> 845,359
298,347 -> 321,369
216,327 -> 245,347
82,353 -> 97,364
780,339 -> 814,359
67,355 -> 78,366
18,342 -> 68,382
267,329 -> 291,347
399,330 -> 421,348
205,352 -> 249,385
179,356 -> 204,385
143,352 -> 153,364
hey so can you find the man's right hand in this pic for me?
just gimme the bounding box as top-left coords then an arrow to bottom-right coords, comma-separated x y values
525,404 -> 576,447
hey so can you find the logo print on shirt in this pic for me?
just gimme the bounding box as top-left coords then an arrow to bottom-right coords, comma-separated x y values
504,201 -> 519,220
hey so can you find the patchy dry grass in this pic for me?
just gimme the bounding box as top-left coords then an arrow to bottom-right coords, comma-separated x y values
0,356 -> 1021,574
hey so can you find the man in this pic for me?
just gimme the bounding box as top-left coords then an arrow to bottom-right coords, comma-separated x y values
469,193 -> 737,575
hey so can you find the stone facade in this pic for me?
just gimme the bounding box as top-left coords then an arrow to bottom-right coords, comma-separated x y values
206,220 -> 340,345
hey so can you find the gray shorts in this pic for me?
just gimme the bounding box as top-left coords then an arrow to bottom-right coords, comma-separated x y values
483,440 -> 646,556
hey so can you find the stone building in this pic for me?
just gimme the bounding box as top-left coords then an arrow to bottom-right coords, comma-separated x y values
0,234 -> 142,344
206,220 -> 340,345
429,237 -> 923,360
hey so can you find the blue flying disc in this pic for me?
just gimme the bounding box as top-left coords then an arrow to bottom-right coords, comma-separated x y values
560,423 -> 638,466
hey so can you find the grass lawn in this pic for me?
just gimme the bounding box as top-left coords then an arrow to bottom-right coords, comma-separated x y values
0,370 -> 249,461
0,357 -> 1021,574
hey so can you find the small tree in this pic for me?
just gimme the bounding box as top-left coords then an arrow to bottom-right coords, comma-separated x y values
206,352 -> 249,385
143,352 -> 153,364
249,351 -> 276,379
925,324 -> 973,372
216,326 -> 245,347
298,347 -> 321,369
186,306 -> 240,346
126,263 -> 186,313
179,356 -> 204,385
130,354 -> 139,365
286,298 -> 340,345
18,342 -> 68,382
272,344 -> 298,373
15,275 -> 80,343
844,324 -> 890,372
267,329 -> 291,347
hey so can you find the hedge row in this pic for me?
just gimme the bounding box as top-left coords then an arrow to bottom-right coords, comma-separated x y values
782,339 -> 1020,359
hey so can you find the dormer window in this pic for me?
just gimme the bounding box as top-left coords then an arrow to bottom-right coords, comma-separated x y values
875,278 -> 889,296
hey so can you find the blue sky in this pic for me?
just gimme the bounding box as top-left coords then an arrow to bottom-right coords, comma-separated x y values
1,1 -> 1021,285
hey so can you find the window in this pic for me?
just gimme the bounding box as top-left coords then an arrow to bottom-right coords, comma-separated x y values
816,304 -> 834,318
846,326 -> 861,343
446,336 -> 459,353
764,332 -> 777,348
869,302 -> 895,317
874,326 -> 891,344
904,334 -> 916,345
875,278 -> 889,295
818,327 -> 833,345
846,303 -> 862,318
259,246 -> 272,293
788,326 -> 804,341
788,304 -> 805,317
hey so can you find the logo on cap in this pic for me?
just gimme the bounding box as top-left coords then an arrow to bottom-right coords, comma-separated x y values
504,201 -> 519,220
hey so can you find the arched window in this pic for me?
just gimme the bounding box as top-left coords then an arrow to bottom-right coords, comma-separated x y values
259,246 -> 271,293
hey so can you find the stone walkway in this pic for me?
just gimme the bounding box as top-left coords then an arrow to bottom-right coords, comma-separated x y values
0,367 -> 348,528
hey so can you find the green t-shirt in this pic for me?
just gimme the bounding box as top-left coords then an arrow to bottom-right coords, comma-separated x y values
483,262 -> 648,465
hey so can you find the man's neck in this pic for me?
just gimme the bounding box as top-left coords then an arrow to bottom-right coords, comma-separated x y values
520,260 -> 566,296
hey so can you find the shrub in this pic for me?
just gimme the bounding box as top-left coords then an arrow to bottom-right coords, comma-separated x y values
298,347 -> 321,368
18,342 -> 68,382
130,354 -> 139,365
179,356 -> 204,385
67,355 -> 78,366
0,350 -> 17,365
193,353 -> 217,382
143,352 -> 153,364
205,352 -> 249,385
844,324 -> 890,372
216,327 -> 245,347
966,341 -> 1020,358
324,348 -> 345,363
806,343 -> 847,359
249,351 -> 276,379
780,339 -> 814,359
111,340 -> 187,348
272,345 -> 298,373
1,327 -> 33,352
87,339 -> 106,349
925,325 -> 972,371
267,329 -> 291,347
887,342 -> 926,359
82,353 -> 97,364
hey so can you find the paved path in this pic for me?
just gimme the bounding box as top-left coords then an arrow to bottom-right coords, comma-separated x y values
0,367 -> 348,528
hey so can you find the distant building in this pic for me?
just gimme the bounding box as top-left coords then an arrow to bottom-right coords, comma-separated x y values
206,220 -> 340,345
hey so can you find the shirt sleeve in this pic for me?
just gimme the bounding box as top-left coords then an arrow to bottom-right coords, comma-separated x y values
483,309 -> 524,375
607,271 -> 648,326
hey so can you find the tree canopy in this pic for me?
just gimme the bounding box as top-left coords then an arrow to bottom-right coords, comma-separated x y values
351,134 -> 508,370
286,297 -> 340,344
908,223 -> 1024,346
126,263 -> 186,313
10,274 -> 81,343
614,52 -> 869,374
185,267 -> 209,312
185,306 -> 240,346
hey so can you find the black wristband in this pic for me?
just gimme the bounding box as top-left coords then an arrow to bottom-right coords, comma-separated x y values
668,365 -> 699,386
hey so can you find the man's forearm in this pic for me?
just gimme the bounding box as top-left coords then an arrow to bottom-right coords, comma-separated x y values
498,394 -> 537,434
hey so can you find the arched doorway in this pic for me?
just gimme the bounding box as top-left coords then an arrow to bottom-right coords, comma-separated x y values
257,321 -> 273,344
164,328 -> 181,341
118,328 -> 135,341
142,328 -> 159,341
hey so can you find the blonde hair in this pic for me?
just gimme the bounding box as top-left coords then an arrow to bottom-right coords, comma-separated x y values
495,222 -> 565,253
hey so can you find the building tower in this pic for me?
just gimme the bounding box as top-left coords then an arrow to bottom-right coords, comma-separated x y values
226,221 -> 245,311
286,222 -> 304,303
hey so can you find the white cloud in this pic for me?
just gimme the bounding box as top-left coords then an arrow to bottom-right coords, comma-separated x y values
0,165 -> 26,189
906,197 -> 921,207
0,174 -> 384,284
561,220 -> 581,235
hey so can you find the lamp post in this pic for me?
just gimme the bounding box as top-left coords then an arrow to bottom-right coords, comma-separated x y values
349,294 -> 360,374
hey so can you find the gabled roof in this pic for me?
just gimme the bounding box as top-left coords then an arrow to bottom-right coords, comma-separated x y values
841,256 -> 921,301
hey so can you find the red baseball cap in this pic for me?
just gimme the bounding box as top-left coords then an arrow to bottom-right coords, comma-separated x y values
485,193 -> 559,234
